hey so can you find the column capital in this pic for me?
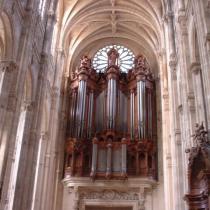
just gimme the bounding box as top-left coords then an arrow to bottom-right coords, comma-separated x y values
51,86 -> 60,99
40,132 -> 48,141
163,11 -> 174,23
21,100 -> 34,111
47,10 -> 56,21
0,61 -> 17,73
190,62 -> 201,74
169,57 -> 177,80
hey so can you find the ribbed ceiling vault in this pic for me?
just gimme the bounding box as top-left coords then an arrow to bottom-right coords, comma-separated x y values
57,0 -> 166,75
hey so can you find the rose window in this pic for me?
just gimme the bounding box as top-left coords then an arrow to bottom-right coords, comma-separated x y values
92,45 -> 135,72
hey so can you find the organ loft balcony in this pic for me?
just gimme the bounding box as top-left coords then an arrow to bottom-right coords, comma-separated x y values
64,46 -> 157,181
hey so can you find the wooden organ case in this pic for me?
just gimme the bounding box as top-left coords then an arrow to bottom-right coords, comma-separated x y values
64,49 -> 157,180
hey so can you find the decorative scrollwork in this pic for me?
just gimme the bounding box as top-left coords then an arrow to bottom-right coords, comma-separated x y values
79,190 -> 139,200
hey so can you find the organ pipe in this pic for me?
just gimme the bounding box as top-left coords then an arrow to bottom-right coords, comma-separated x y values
107,79 -> 111,129
106,140 -> 112,178
130,90 -> 135,140
69,90 -> 77,137
87,91 -> 94,138
148,90 -> 153,139
90,138 -> 98,178
76,80 -> 87,138
137,80 -> 146,139
121,138 -> 127,176
107,78 -> 117,130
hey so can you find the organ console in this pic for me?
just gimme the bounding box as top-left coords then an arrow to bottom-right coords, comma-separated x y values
64,48 -> 157,180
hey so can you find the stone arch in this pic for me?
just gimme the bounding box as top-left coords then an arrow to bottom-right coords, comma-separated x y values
0,11 -> 14,60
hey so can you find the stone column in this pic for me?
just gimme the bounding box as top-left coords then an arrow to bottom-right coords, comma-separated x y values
30,132 -> 48,210
0,61 -> 17,189
191,63 -> 207,127
0,61 -> 17,135
138,188 -> 146,210
166,11 -> 176,59
1,100 -> 33,210
169,60 -> 185,210
192,0 -> 210,130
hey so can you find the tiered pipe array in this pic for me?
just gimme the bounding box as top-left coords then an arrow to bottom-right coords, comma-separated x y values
65,53 -> 157,180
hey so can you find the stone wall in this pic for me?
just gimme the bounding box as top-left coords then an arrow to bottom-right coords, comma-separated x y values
0,1 -> 209,210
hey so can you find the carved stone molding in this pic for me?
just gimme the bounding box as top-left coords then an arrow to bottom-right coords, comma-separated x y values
40,132 -> 48,141
6,92 -> 17,112
76,188 -> 148,210
22,100 -> 34,111
80,189 -> 140,201
169,58 -> 177,80
187,92 -> 196,112
163,93 -> 169,111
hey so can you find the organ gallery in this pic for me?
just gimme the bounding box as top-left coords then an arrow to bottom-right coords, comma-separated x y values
64,46 -> 157,180
2,1 -> 210,210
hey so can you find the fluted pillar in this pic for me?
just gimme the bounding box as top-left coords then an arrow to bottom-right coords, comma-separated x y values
0,61 -> 17,133
191,63 -> 207,127
0,61 -> 17,189
165,8 -> 176,59
30,132 -> 48,210
2,101 -> 33,210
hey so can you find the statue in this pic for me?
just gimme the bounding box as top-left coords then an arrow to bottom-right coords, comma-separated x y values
135,55 -> 146,69
192,122 -> 209,147
80,55 -> 91,69
107,48 -> 119,66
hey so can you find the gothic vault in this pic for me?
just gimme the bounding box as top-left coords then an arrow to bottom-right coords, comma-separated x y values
0,1 -> 210,210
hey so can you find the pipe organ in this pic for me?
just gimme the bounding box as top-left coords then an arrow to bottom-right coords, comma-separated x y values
64,49 -> 157,180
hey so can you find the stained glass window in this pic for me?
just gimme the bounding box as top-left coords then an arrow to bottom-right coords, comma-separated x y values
92,45 -> 135,73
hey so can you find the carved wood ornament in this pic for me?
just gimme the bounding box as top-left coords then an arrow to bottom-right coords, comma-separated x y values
64,48 -> 157,180
185,123 -> 210,210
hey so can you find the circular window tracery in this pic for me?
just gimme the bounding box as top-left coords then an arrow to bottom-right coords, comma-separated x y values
92,45 -> 135,73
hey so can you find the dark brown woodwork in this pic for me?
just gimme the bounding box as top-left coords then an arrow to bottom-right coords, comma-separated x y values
185,123 -> 210,210
64,52 -> 157,180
